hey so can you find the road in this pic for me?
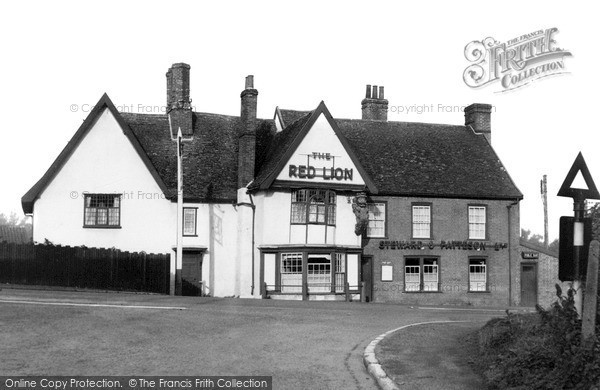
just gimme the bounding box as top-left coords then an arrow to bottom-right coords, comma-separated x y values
0,289 -> 503,389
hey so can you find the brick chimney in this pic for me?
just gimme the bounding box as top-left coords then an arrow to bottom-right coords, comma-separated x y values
464,103 -> 492,144
361,84 -> 388,121
166,63 -> 193,138
238,75 -> 258,188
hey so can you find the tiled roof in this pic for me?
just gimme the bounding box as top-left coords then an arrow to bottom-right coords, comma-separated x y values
278,109 -> 311,128
21,94 -> 277,213
253,105 -> 523,200
23,95 -> 521,215
337,119 -> 522,199
253,111 -> 314,189
122,112 -> 277,202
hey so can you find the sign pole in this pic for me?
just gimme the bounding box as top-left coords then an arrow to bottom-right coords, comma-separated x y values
572,196 -> 585,316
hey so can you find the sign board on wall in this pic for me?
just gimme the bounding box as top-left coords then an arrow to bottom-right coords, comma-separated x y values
381,262 -> 393,282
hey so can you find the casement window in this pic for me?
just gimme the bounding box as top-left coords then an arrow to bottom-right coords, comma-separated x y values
183,208 -> 197,236
367,203 -> 386,238
280,253 -> 303,293
404,257 -> 439,292
468,206 -> 487,239
84,194 -> 121,227
412,204 -> 431,239
291,189 -> 336,225
469,258 -> 487,291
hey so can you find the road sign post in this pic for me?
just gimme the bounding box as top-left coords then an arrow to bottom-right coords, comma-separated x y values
557,152 -> 600,317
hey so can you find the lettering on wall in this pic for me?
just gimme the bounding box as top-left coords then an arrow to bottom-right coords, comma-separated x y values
378,240 -> 508,251
288,151 -> 353,181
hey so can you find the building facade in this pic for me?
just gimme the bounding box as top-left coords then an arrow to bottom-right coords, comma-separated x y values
23,63 -> 531,305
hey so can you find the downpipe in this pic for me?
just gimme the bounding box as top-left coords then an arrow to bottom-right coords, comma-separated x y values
236,193 -> 256,296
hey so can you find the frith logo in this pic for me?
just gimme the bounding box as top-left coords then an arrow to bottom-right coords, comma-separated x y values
463,28 -> 572,92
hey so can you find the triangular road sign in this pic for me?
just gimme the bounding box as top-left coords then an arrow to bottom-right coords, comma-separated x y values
557,152 -> 600,200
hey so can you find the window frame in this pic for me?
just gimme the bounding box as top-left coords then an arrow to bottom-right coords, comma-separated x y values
468,257 -> 488,292
290,189 -> 337,226
404,256 -> 440,292
183,207 -> 198,236
468,204 -> 487,240
411,203 -> 432,239
83,194 -> 122,228
366,201 -> 387,238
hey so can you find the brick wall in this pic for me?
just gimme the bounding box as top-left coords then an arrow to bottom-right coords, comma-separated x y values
517,243 -> 567,308
365,196 -> 520,306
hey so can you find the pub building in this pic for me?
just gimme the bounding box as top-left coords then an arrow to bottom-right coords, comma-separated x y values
22,63 -> 524,306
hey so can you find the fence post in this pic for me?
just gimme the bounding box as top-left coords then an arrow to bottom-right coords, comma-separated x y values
582,240 -> 599,341
262,282 -> 267,299
360,281 -> 365,303
345,282 -> 350,302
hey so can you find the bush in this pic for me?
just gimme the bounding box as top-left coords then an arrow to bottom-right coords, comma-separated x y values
477,285 -> 600,390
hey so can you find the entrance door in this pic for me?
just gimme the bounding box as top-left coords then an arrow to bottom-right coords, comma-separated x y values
182,252 -> 203,296
520,263 -> 537,306
361,256 -> 373,302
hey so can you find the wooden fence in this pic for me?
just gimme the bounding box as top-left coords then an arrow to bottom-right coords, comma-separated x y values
0,242 -> 170,294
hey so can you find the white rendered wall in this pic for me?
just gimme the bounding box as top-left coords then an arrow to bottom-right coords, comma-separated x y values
33,108 -> 175,255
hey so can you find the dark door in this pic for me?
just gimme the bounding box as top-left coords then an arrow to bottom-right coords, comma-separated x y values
361,256 -> 373,302
521,263 -> 537,306
182,252 -> 203,296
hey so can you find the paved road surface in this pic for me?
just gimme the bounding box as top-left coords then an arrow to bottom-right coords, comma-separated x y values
0,289 -> 502,389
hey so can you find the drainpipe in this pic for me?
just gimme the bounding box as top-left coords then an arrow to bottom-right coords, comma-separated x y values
236,193 -> 256,296
507,199 -> 520,307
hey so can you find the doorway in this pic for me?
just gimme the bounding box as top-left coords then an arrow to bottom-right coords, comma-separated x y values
520,263 -> 538,306
182,251 -> 203,296
361,256 -> 373,302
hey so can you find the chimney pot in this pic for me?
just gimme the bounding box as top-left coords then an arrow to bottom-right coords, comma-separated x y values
361,83 -> 389,121
245,75 -> 254,89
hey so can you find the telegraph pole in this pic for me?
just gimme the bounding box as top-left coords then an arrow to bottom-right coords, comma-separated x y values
541,175 -> 549,247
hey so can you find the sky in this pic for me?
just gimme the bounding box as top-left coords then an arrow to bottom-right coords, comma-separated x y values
1,0 -> 598,241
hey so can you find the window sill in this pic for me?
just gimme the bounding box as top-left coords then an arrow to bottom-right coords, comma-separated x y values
82,226 -> 122,229
467,290 -> 491,293
183,234 -> 198,237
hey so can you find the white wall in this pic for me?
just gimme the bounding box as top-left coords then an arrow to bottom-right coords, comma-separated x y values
253,190 -> 361,247
275,113 -> 365,186
180,203 -> 239,297
33,108 -> 175,254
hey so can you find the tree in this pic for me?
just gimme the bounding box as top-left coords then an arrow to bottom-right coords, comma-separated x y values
587,201 -> 600,241
0,212 -> 32,228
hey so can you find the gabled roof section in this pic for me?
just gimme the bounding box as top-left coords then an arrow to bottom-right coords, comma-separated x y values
251,101 -> 378,193
21,94 -> 169,214
277,108 -> 311,129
